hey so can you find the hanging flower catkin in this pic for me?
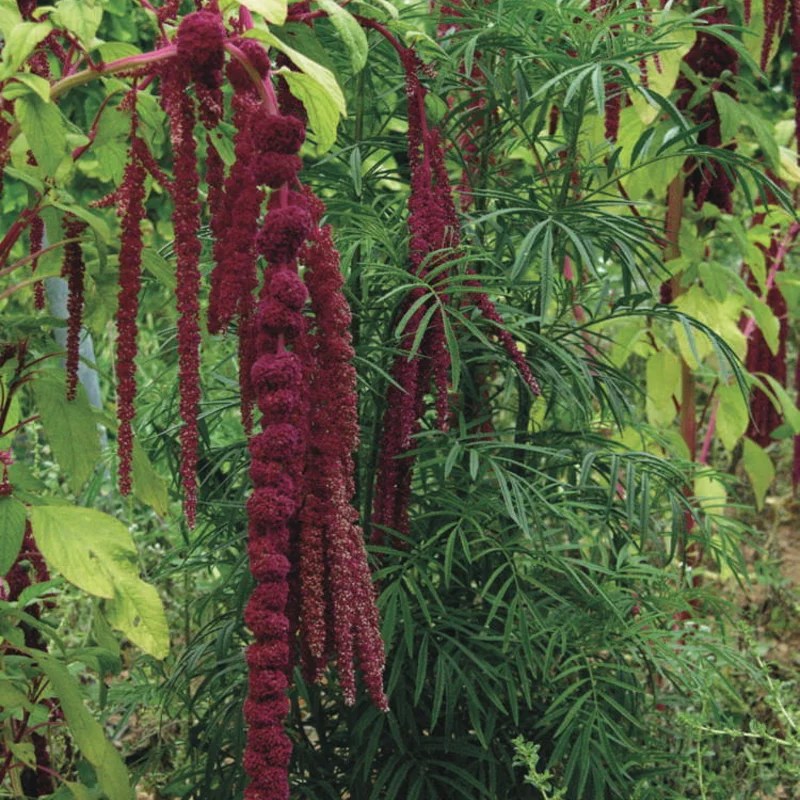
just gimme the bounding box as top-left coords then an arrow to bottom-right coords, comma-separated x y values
371,47 -> 541,545
115,104 -> 147,496
61,217 -> 88,402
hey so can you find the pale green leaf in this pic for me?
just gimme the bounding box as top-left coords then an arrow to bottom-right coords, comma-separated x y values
315,0 -> 368,72
36,655 -> 133,800
14,93 -> 69,175
716,382 -> 749,451
51,0 -> 103,47
645,348 -> 680,427
742,438 -> 775,510
246,27 -> 347,115
28,505 -> 170,658
132,441 -> 169,517
277,68 -> 341,154
237,0 -> 288,25
33,375 -> 101,494
106,579 -> 170,660
2,73 -> 51,102
0,21 -> 53,79
0,496 -> 27,575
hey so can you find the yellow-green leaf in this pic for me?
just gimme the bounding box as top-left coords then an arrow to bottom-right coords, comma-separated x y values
132,441 -> 169,517
315,0 -> 368,72
237,0 -> 288,25
716,382 -> 749,451
0,496 -> 27,574
742,438 -> 775,510
646,348 -> 680,427
33,374 -> 101,494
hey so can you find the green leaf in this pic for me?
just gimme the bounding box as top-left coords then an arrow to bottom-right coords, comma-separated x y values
742,438 -> 775,510
747,296 -> 780,355
277,68 -> 342,154
9,740 -> 36,767
0,678 -> 30,712
237,0 -> 288,25
51,0 -> 103,47
132,441 -> 169,517
2,73 -> 51,102
36,654 -> 133,800
716,382 -> 749,451
141,247 -> 176,290
0,20 -> 53,79
28,505 -> 170,659
246,27 -> 347,135
33,374 -> 101,494
15,93 -> 70,175
106,577 -> 170,661
0,496 -> 27,575
315,0 -> 368,72
714,92 -> 779,170
645,348 -> 680,427
50,201 -> 111,243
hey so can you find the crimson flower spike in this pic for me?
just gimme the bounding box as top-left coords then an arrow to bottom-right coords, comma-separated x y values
115,100 -> 148,496
370,41 -> 540,546
61,217 -> 88,402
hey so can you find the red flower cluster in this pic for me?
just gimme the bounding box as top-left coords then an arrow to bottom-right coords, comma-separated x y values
372,48 -> 541,545
676,6 -> 738,212
61,217 -> 87,402
299,216 -> 387,708
160,62 -> 203,527
115,113 -> 148,496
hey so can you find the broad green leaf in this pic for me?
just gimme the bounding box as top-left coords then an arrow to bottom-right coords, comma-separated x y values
758,373 -> 800,433
36,654 -> 133,800
9,741 -> 35,767
746,296 -> 780,355
0,1 -> 22,37
631,23 -> 695,124
693,475 -> 726,514
106,578 -> 170,660
778,145 -> 800,185
2,73 -> 51,102
237,0 -> 288,25
645,348 -> 680,427
246,27 -> 346,115
315,0 -> 368,72
29,505 -> 170,658
716,382 -> 749,451
0,678 -> 29,711
66,782 -> 93,800
714,92 -> 779,170
15,93 -> 70,175
0,21 -> 53,79
132,441 -> 169,517
742,438 -> 775,510
277,68 -> 342,154
51,0 -> 103,47
33,375 -> 101,494
50,201 -> 111,243
0,496 -> 27,575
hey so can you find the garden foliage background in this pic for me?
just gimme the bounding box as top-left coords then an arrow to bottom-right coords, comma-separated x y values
1,0 -> 800,798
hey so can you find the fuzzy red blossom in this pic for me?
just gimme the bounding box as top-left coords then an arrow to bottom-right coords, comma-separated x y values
676,6 -> 738,212
27,210 -> 46,310
790,0 -> 800,153
256,206 -> 313,264
61,218 -> 87,402
115,122 -> 148,496
250,111 -> 306,154
176,10 -> 226,88
605,82 -> 622,142
227,38 -> 271,92
160,63 -> 203,527
372,48 -> 541,544
296,219 -> 387,703
762,0 -> 788,71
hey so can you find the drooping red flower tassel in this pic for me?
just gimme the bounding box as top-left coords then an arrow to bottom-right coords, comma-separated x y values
299,215 -> 388,709
676,5 -> 738,212
29,214 -> 45,310
762,0 -> 789,71
160,61 -> 204,527
61,217 -> 87,402
371,48 -> 541,544
115,114 -> 148,496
